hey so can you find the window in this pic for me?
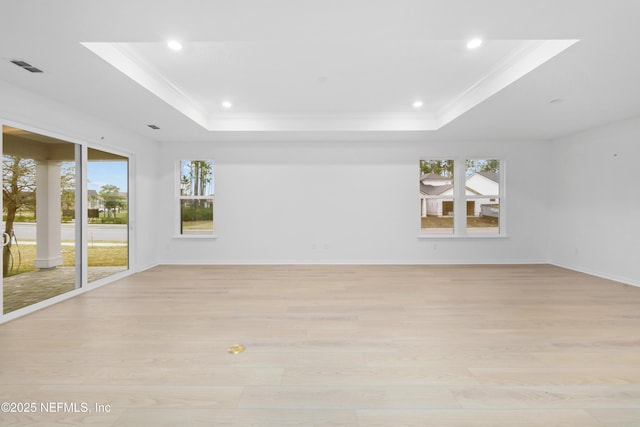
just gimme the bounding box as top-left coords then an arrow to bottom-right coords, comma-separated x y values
419,160 -> 455,235
465,159 -> 501,236
178,160 -> 214,236
419,158 -> 503,237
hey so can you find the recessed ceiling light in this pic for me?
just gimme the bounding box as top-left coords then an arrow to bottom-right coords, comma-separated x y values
466,38 -> 483,49
222,101 -> 232,109
412,101 -> 424,108
167,40 -> 183,51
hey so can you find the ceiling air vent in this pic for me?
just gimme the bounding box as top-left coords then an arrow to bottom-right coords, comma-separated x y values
10,59 -> 43,73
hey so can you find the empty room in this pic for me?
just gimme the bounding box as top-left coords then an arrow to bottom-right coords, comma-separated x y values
1,1 -> 639,426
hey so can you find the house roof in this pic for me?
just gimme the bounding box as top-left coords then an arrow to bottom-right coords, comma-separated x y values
420,173 -> 452,182
420,183 -> 453,195
475,171 -> 499,182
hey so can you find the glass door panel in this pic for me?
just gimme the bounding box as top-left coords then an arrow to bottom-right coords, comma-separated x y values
2,125 -> 80,314
87,148 -> 128,283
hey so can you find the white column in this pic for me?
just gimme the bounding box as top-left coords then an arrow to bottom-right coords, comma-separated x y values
34,160 -> 63,269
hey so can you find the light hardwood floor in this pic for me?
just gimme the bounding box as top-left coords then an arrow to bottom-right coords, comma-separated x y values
1,264 -> 640,426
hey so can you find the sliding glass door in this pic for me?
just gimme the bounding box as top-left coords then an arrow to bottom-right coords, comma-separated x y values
1,125 -> 130,318
2,125 -> 81,314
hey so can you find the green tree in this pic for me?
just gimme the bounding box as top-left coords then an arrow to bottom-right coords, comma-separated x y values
2,156 -> 36,276
98,184 -> 126,219
466,159 -> 500,175
480,159 -> 500,173
420,160 -> 453,177
60,162 -> 76,215
181,160 -> 213,196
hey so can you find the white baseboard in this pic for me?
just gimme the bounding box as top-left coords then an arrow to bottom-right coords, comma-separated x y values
157,258 -> 549,266
550,262 -> 640,288
144,260 -> 640,289
136,262 -> 160,273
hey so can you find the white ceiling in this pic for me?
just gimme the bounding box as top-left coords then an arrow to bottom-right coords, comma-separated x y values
82,38 -> 576,132
1,0 -> 639,142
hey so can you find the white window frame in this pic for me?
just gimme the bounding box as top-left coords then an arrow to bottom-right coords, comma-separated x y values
419,157 -> 506,238
419,158 -> 456,236
463,158 -> 505,238
175,159 -> 216,238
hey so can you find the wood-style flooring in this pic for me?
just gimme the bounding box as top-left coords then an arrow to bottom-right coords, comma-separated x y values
1,264 -> 640,426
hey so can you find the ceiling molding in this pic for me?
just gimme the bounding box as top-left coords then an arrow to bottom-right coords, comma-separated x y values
436,39 -> 579,128
83,39 -> 578,132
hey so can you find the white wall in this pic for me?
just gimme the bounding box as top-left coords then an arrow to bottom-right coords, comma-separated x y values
0,80 -> 160,271
6,75 -> 637,285
158,139 -> 551,264
550,116 -> 640,286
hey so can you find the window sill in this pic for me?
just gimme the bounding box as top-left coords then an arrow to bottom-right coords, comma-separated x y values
417,234 -> 508,240
173,234 -> 218,240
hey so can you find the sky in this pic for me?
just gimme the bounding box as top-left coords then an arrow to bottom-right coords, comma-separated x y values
88,161 -> 128,192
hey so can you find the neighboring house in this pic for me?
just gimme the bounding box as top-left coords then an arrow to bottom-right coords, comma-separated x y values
419,173 -> 452,186
420,171 -> 499,217
420,182 -> 454,217
466,172 -> 499,197
419,173 -> 454,217
465,171 -> 499,216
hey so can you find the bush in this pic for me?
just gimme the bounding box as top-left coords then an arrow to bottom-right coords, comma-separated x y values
99,217 -> 127,224
181,206 -> 213,222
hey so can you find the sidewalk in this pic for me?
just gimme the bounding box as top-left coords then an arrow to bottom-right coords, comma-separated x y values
11,240 -> 127,247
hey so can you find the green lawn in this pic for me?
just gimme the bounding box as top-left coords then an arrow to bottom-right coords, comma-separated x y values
421,215 -> 498,228
182,220 -> 214,231
88,210 -> 129,224
4,243 -> 127,277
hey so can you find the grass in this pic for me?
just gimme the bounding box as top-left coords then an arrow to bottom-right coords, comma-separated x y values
85,245 -> 128,267
181,220 -> 214,231
421,215 -> 498,228
88,211 -> 129,224
4,242 -> 127,277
